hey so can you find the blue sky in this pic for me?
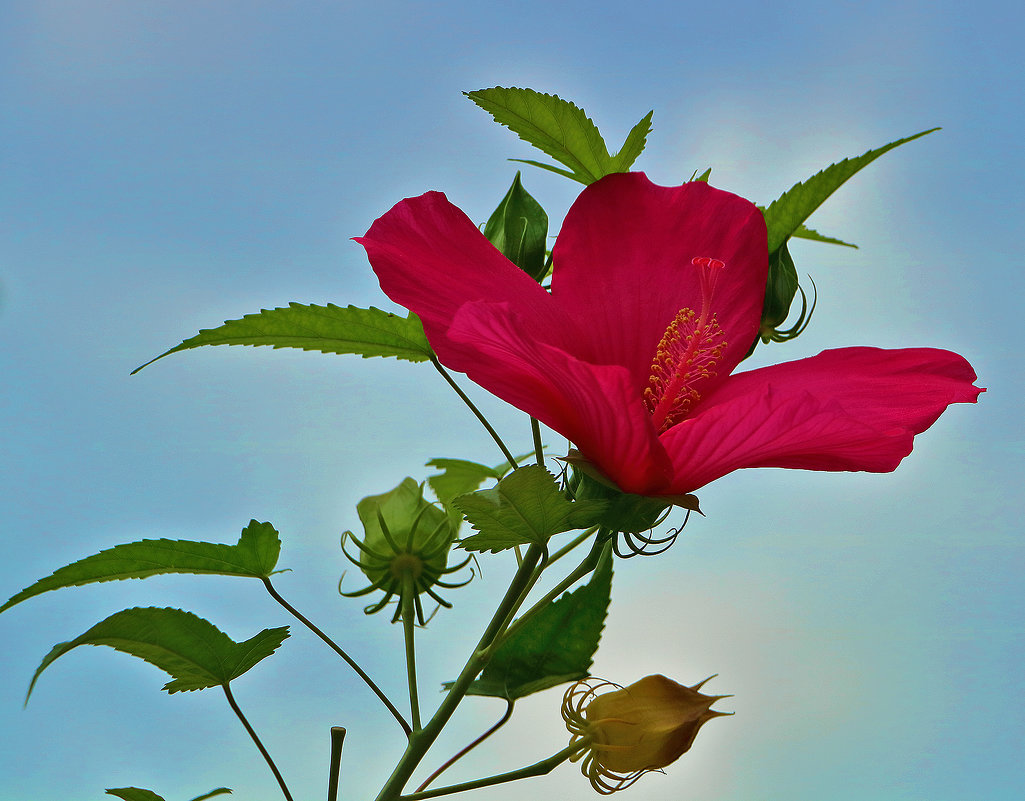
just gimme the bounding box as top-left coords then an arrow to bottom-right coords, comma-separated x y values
1,1 -> 1022,800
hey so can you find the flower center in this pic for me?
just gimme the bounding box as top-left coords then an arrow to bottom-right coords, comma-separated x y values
643,257 -> 727,433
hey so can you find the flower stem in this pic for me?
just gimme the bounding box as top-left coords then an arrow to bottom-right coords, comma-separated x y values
222,682 -> 294,801
262,577 -> 412,737
399,743 -> 582,801
496,532 -> 610,651
373,544 -> 547,801
546,526 -> 598,567
415,698 -> 514,793
530,417 -> 545,467
430,355 -> 517,470
402,577 -> 422,732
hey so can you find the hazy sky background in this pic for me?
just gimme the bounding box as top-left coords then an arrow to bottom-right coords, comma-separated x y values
2,1 -> 1021,800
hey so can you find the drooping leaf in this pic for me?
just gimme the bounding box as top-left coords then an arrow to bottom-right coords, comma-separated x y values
188,789 -> 233,801
483,172 -> 549,281
106,788 -> 231,801
466,87 -> 653,185
454,465 -> 607,553
106,790 -> 166,801
132,305 -> 431,373
27,607 -> 289,701
466,546 -> 613,699
763,128 -> 939,254
2,521 -> 281,613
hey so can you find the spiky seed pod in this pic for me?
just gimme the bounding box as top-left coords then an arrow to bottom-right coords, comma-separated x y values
339,478 -> 471,624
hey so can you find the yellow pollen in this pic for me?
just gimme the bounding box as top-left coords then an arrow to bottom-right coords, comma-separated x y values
643,257 -> 728,433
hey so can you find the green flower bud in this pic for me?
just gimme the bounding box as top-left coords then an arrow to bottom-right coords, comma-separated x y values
483,171 -> 550,282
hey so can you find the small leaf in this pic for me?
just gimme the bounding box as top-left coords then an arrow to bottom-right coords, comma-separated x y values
482,172 -> 549,281
188,791 -> 233,801
454,465 -> 607,553
610,110 -> 654,173
763,128 -> 939,254
27,607 -> 288,701
133,305 -> 431,373
467,546 -> 613,699
106,790 -> 166,801
466,87 -> 653,185
2,521 -> 281,613
792,223 -> 857,248
427,458 -> 502,531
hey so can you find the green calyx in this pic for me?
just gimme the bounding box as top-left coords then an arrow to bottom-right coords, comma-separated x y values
340,478 -> 471,624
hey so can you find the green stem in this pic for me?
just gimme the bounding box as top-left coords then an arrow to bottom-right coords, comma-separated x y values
530,417 -> 545,466
430,355 -> 517,470
399,743 -> 582,801
373,543 -> 547,801
546,526 -> 598,568
496,533 -> 610,651
328,727 -> 346,801
402,577 -> 422,732
263,577 -> 412,737
415,698 -> 514,792
222,683 -> 294,801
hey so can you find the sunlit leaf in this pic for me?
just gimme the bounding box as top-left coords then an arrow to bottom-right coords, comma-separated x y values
27,607 -> 288,701
763,128 -> 939,254
133,305 -> 431,373
466,87 -> 652,185
2,521 -> 280,613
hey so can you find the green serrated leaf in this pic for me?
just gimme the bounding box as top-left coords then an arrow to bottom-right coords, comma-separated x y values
763,128 -> 939,254
454,465 -> 607,553
27,608 -> 289,701
467,547 -> 613,699
2,521 -> 281,613
426,459 -> 502,502
467,87 -> 610,183
132,305 -> 431,373
792,223 -> 857,248
106,790 -> 166,801
610,110 -> 654,172
467,87 -> 652,185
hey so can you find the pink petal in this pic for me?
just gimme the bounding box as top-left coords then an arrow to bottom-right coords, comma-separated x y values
446,301 -> 673,494
657,347 -> 983,493
355,191 -> 578,356
550,173 -> 768,395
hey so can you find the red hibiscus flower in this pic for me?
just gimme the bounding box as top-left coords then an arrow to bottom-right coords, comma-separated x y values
356,173 -> 982,497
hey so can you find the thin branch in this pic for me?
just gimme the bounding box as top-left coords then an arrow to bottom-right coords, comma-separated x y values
430,355 -> 517,469
415,698 -> 515,792
222,683 -> 294,801
263,577 -> 412,737
530,417 -> 545,467
402,577 -> 422,731
399,743 -> 581,801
